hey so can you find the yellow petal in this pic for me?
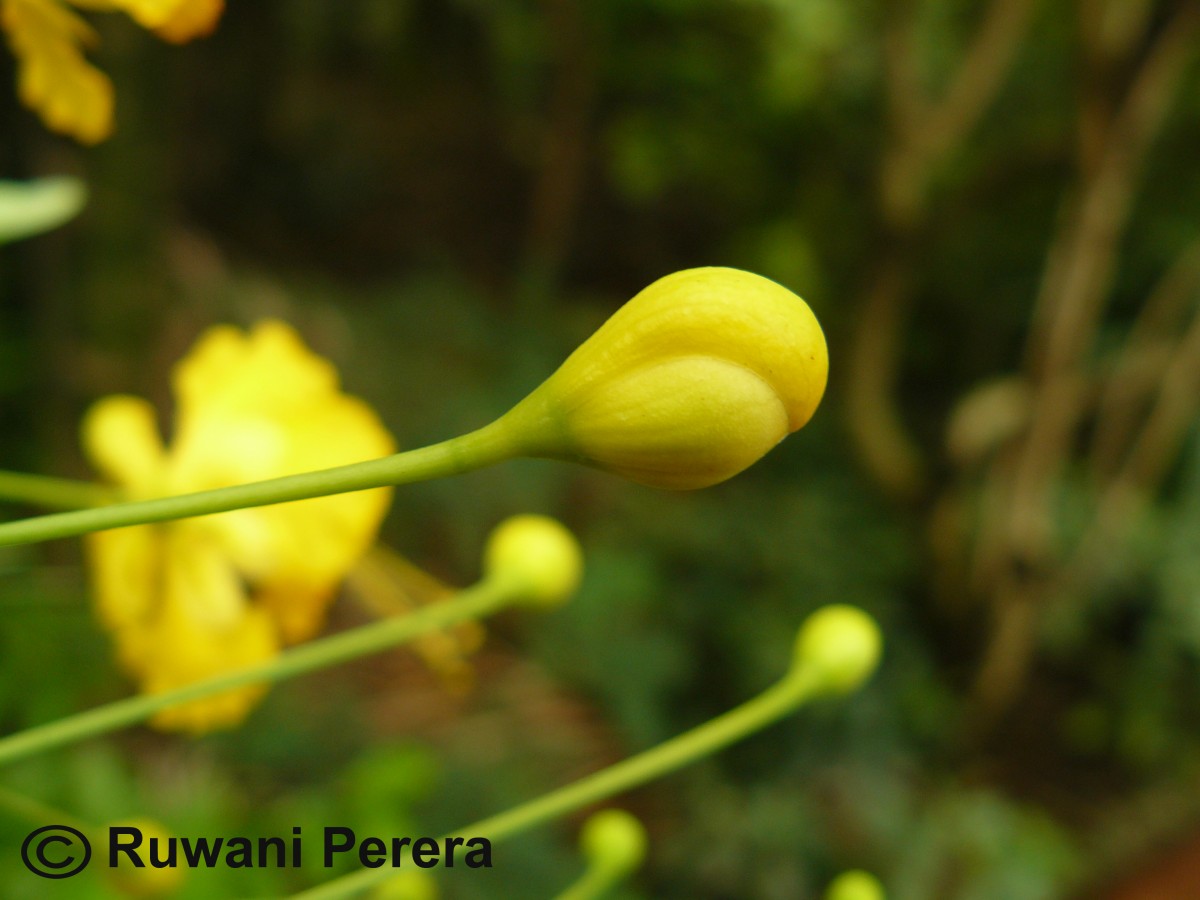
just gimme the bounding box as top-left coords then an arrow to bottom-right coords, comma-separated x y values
140,529 -> 278,733
79,319 -> 395,733
88,521 -> 279,733
2,0 -> 114,144
207,425 -> 393,643
141,603 -> 277,734
171,321 -> 339,424
84,525 -> 161,637
249,579 -> 337,647
163,524 -> 247,628
150,0 -> 222,42
68,0 -> 223,42
166,321 -> 395,639
81,394 -> 167,495
200,399 -> 395,638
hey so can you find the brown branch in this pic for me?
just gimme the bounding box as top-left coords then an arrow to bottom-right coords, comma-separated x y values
1005,1 -> 1198,558
848,0 -> 1039,501
880,0 -> 930,229
920,0 -> 1040,165
1090,237 -> 1200,478
1076,0 -> 1156,174
967,3 -> 1200,723
1065,301 -> 1200,589
845,253 -> 926,500
1027,4 -> 1200,380
883,0 -> 927,135
969,580 -> 1038,721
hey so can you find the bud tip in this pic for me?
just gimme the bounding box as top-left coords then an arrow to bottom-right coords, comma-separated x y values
793,605 -> 882,694
484,515 -> 583,608
580,808 -> 647,876
825,869 -> 886,900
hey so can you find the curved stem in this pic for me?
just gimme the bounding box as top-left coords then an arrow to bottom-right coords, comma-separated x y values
292,669 -> 822,899
554,860 -> 629,900
0,785 -> 93,833
0,421 -> 519,548
0,572 -> 523,767
554,868 -> 621,900
0,470 -> 119,510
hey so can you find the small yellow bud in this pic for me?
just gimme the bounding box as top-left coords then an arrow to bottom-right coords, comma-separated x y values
370,869 -> 439,900
793,605 -> 882,695
103,819 -> 185,898
825,869 -> 886,900
579,808 -> 647,876
483,515 -> 583,607
500,267 -> 828,489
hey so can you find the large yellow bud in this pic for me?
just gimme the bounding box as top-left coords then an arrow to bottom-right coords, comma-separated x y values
499,267 -> 828,489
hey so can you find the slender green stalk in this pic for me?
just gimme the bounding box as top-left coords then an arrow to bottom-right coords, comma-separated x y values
0,470 -> 119,511
0,573 -> 522,767
292,668 -> 823,900
0,421 -> 520,548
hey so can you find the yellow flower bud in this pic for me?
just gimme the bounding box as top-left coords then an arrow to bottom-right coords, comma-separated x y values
793,605 -> 882,695
499,267 -> 827,489
103,818 -> 186,898
825,869 -> 886,900
483,515 -> 583,608
579,808 -> 648,877
370,869 -> 439,900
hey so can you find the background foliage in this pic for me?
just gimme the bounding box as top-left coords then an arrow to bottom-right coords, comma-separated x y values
3,1 -> 1200,897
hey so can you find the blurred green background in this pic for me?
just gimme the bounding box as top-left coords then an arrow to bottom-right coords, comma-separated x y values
3,1 -> 1200,897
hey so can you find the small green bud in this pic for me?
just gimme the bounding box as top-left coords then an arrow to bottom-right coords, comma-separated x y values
793,605 -> 882,695
370,869 -> 439,900
825,869 -> 885,900
483,514 -> 583,607
580,809 -> 647,877
500,267 -> 828,489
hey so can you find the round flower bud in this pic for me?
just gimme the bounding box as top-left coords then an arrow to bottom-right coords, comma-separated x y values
792,605 -> 882,695
499,267 -> 828,490
103,818 -> 185,898
580,809 -> 647,876
370,869 -> 439,900
483,515 -> 583,608
825,869 -> 886,900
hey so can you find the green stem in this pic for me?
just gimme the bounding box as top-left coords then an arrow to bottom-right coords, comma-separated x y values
0,470 -> 119,511
0,784 -> 92,833
0,573 -> 522,767
0,421 -> 519,548
292,668 -> 823,900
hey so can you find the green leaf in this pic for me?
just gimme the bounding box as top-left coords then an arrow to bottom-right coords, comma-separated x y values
0,176 -> 87,245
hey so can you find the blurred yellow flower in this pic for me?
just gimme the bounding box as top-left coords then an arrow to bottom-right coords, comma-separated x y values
0,0 -> 223,144
82,321 -> 395,733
